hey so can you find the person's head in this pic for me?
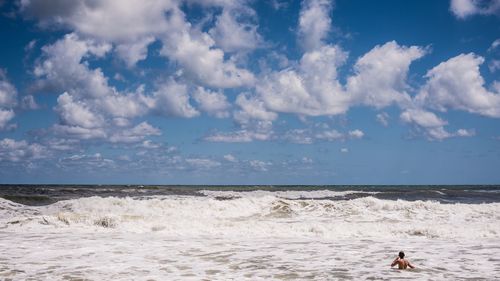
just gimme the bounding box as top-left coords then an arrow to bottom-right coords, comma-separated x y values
399,251 -> 405,259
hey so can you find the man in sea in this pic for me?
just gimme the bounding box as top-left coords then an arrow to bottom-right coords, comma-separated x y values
391,251 -> 415,269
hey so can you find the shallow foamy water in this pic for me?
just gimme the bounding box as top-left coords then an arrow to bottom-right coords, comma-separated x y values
1,232 -> 498,280
1,191 -> 499,280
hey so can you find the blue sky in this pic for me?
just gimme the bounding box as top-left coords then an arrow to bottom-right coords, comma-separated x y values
0,0 -> 499,185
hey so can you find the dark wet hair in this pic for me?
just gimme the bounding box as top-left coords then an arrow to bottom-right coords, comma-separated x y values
399,251 -> 405,259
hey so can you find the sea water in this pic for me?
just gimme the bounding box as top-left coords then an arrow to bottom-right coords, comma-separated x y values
1,185 -> 499,280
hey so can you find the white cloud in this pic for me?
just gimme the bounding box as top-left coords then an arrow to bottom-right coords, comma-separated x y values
340,148 -> 348,153
456,128 -> 476,137
255,40 -> 425,120
19,0 -> 174,41
400,109 -> 451,140
400,109 -> 447,128
56,92 -> 105,129
0,71 -> 17,131
34,33 -> 113,99
256,45 -> 349,116
58,153 -> 116,170
0,138 -> 47,162
234,93 -> 278,124
315,129 -> 344,141
400,109 -> 475,140
223,154 -> 238,162
249,160 -> 271,172
415,53 -> 500,118
376,112 -> 390,127
140,140 -> 162,149
185,158 -> 221,169
115,36 -> 156,67
46,138 -> 80,151
0,109 -> 15,130
209,7 -> 262,53
298,0 -> 332,51
204,129 -> 273,143
160,29 -> 256,88
284,129 -> 314,144
109,122 -> 161,143
21,0 -> 257,82
348,129 -> 364,139
0,72 -> 17,108
151,80 -> 199,118
192,87 -> 230,118
35,34 -> 157,125
347,41 -> 426,109
450,0 -> 500,19
53,124 -> 107,140
283,128 -> 364,143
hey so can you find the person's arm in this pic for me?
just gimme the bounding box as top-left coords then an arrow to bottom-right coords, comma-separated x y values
407,260 -> 415,269
391,257 -> 399,267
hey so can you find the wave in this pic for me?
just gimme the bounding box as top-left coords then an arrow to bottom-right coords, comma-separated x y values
1,193 -> 499,239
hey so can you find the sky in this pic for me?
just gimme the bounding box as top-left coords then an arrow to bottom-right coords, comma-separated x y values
0,0 -> 499,185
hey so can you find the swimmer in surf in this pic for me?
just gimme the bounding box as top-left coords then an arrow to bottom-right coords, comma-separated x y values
391,251 -> 415,269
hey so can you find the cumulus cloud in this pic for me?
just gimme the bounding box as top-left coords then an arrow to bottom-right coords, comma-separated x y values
115,36 -> 156,67
0,109 -> 15,130
109,122 -> 161,143
151,80 -> 199,118
185,158 -> 221,169
347,41 -> 426,109
56,92 -> 105,129
0,71 -> 17,108
0,71 -> 18,130
33,34 -> 199,142
18,0 -> 174,40
0,138 -> 47,162
20,0 -> 257,82
209,7 -> 262,53
450,0 -> 500,19
415,53 -> 500,118
298,0 -> 332,51
456,128 -> 476,137
314,129 -> 344,141
204,129 -> 273,143
400,109 -> 475,140
192,87 -> 230,118
279,126 -> 365,144
34,33 -> 113,99
348,129 -> 364,139
284,129 -> 314,144
256,45 -> 349,116
58,153 -> 116,170
52,124 -> 107,140
160,29 -> 256,88
234,93 -> 278,125
249,159 -> 271,172
223,154 -> 238,162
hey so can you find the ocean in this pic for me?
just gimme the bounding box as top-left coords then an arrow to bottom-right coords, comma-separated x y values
1,185 -> 499,280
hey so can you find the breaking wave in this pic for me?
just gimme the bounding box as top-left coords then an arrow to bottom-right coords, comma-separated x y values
1,192 -> 499,239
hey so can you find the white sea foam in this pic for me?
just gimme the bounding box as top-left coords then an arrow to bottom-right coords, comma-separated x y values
1,193 -> 500,280
199,189 -> 379,199
1,194 -> 499,239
